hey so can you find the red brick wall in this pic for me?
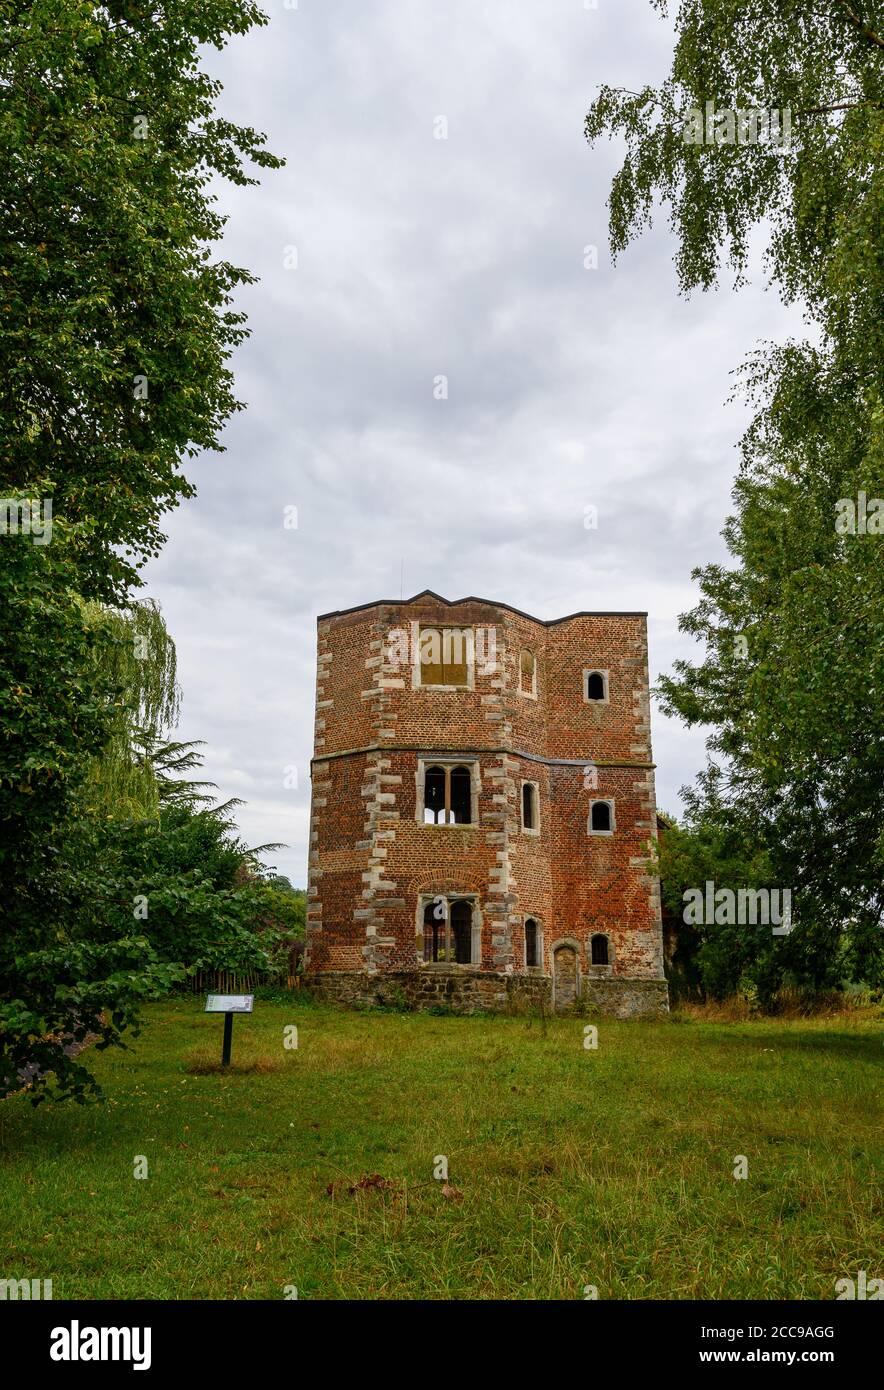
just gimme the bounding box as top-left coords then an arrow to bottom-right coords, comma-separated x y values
307,594 -> 664,984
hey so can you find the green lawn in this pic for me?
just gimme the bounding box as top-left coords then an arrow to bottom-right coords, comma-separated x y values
1,997 -> 880,1299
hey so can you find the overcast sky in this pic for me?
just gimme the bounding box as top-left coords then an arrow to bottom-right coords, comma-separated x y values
142,0 -> 799,886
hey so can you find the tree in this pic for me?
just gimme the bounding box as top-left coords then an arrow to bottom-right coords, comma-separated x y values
0,519 -> 183,1102
0,572 -> 294,1102
0,2 -> 282,1098
0,0 -> 282,602
82,599 -> 181,818
58,799 -> 295,993
585,0 -> 883,381
587,1 -> 884,992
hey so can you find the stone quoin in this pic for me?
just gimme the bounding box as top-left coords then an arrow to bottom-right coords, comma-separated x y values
304,590 -> 668,1017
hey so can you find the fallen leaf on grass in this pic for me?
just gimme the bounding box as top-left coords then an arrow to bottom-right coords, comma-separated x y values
348,1173 -> 395,1195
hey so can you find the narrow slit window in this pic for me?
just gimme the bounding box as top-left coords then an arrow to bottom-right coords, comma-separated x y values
423,901 -> 445,961
525,918 -> 538,968
519,648 -> 536,695
522,782 -> 537,830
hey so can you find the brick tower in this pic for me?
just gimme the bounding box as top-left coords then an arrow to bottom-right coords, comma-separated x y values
305,591 -> 668,1017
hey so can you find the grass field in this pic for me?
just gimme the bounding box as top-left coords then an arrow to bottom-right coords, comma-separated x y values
1,996 -> 881,1300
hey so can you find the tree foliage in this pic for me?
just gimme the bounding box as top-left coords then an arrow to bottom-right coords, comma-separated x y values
82,599 -> 181,817
587,1 -> 884,994
0,3 -> 283,1100
0,521 -> 183,1101
0,0 -> 282,601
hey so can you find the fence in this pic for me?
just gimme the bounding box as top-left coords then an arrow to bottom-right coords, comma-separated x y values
184,967 -> 300,995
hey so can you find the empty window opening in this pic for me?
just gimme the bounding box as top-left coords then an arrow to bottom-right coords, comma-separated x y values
423,899 -> 472,963
525,918 -> 539,968
586,671 -> 606,701
419,626 -> 470,686
522,781 -> 537,830
519,648 -> 536,695
590,801 -> 612,832
424,766 -> 447,823
591,934 -> 609,966
423,764 -> 472,824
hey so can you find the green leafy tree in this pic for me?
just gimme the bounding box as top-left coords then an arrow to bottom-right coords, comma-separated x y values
0,520 -> 183,1102
587,1 -> 884,993
82,600 -> 181,817
585,0 -> 883,381
0,1 -> 281,1097
1,571 -> 293,1101
0,0 -> 282,601
58,799 -> 291,988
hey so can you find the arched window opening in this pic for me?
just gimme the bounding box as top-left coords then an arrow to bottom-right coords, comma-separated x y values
525,918 -> 539,968
423,764 -> 472,824
522,782 -> 537,830
591,934 -> 609,966
423,898 -> 473,964
586,671 -> 606,701
423,766 -> 448,823
591,801 -> 612,833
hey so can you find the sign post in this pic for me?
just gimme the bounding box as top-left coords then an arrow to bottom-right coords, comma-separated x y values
204,994 -> 254,1067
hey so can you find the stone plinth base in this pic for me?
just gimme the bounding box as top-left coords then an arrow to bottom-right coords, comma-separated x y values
302,969 -> 669,1018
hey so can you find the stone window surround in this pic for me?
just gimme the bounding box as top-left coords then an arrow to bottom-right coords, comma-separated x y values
588,798 -> 615,836
520,778 -> 540,835
415,755 -> 481,826
416,893 -> 482,968
583,668 -> 610,704
588,932 -> 614,975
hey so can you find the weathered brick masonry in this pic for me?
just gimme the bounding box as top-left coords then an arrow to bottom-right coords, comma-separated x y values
305,591 -> 668,1017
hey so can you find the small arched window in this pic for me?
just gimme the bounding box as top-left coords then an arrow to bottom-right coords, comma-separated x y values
585,671 -> 607,701
522,781 -> 537,830
591,933 -> 609,966
590,800 -> 612,833
519,649 -> 536,695
525,918 -> 539,968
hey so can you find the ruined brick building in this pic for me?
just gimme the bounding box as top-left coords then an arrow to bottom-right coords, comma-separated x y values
305,591 -> 668,1017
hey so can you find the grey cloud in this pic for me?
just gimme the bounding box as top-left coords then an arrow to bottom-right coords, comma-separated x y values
144,1 -> 803,883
